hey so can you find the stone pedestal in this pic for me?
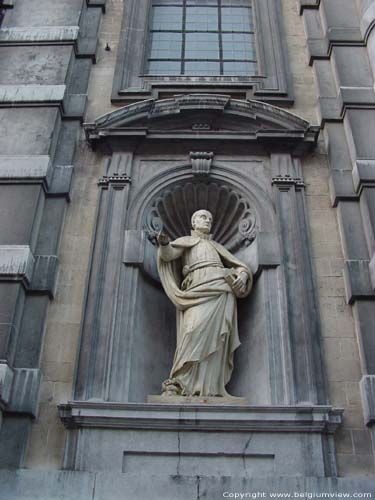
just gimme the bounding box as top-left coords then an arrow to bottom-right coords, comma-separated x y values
147,395 -> 248,405
60,401 -> 343,478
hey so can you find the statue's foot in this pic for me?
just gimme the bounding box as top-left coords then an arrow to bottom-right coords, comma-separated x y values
161,390 -> 177,397
161,378 -> 184,396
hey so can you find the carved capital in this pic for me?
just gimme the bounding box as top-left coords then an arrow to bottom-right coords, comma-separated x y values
98,173 -> 131,188
272,175 -> 305,190
190,152 -> 214,176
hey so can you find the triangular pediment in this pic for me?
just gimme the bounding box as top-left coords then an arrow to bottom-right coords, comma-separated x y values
85,94 -> 319,155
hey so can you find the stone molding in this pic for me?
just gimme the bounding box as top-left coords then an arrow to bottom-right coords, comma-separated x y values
271,175 -> 305,190
98,173 -> 131,188
0,26 -> 79,44
59,401 -> 343,433
84,95 -> 320,156
0,84 -> 66,104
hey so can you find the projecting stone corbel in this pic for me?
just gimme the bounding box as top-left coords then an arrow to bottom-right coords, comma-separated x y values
189,152 -> 214,176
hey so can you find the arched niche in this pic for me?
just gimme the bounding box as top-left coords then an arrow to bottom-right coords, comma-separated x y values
74,95 -> 325,410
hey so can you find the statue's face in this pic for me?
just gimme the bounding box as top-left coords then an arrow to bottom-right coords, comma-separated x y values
192,210 -> 213,234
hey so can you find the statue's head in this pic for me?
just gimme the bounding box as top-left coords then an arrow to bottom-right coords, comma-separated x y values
191,210 -> 213,234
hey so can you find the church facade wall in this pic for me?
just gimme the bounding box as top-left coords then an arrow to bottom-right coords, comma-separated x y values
0,0 -> 374,497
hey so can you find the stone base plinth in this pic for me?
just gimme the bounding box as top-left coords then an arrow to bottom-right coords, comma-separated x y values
147,394 -> 248,405
59,401 -> 343,478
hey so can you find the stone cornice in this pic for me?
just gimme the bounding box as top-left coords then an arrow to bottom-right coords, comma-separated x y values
84,95 -> 320,156
59,401 -> 343,434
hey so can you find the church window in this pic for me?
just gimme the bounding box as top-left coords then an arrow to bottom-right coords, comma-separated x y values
146,0 -> 257,76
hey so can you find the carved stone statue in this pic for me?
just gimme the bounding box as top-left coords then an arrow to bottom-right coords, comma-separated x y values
156,209 -> 253,398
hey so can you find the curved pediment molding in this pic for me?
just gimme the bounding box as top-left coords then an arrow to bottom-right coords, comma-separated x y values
85,94 -> 319,156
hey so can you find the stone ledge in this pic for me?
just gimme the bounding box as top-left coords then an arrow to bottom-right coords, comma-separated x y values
147,395 -> 248,405
353,160 -> 375,191
0,156 -> 51,181
0,246 -> 34,284
343,260 -> 375,304
299,0 -> 320,14
0,84 -> 66,104
59,401 -> 343,433
329,170 -> 357,206
0,26 -> 79,44
0,246 -> 59,295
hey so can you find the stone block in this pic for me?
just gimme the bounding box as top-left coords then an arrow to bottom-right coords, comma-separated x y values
0,156 -> 51,181
3,0 -> 83,28
0,245 -> 34,284
336,453 -> 375,477
0,46 -> 72,86
0,84 -> 66,104
360,375 -> 375,426
329,170 -> 356,206
343,260 -> 374,303
334,428 -> 353,454
30,255 -> 59,297
48,166 -> 74,196
346,381 -> 362,406
8,368 -> 42,418
353,160 -> 375,192
0,26 -> 79,43
0,362 -> 14,406
352,429 -> 374,454
0,108 -> 60,156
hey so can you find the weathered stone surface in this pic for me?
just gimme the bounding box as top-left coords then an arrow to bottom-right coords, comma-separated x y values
0,26 -> 79,43
0,470 -> 375,500
0,84 -> 66,103
0,363 -> 14,407
0,246 -> 34,283
0,156 -> 51,180
8,369 -> 42,417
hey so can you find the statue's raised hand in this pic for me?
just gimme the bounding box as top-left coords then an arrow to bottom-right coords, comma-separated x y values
156,232 -> 170,246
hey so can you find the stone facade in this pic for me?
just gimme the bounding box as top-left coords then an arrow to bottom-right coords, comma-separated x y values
0,0 -> 374,498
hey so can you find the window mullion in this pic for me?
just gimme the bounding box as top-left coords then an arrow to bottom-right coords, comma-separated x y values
181,0 -> 187,75
218,0 -> 223,76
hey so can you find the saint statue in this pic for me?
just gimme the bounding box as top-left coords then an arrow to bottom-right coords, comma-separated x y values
156,209 -> 253,398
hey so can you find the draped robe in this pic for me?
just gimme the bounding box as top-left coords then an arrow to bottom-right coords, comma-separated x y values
157,230 -> 252,397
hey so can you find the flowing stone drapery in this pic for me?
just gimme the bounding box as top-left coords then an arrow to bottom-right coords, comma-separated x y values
157,229 -> 252,397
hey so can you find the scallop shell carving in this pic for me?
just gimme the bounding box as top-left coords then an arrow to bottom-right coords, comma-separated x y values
145,182 -> 257,251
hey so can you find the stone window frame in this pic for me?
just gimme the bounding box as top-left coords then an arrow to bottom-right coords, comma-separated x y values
111,0 -> 293,105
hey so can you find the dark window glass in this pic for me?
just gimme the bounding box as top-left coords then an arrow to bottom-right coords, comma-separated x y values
146,0 -> 257,76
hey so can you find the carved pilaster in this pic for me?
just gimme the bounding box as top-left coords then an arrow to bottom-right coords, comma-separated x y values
271,154 -> 326,405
